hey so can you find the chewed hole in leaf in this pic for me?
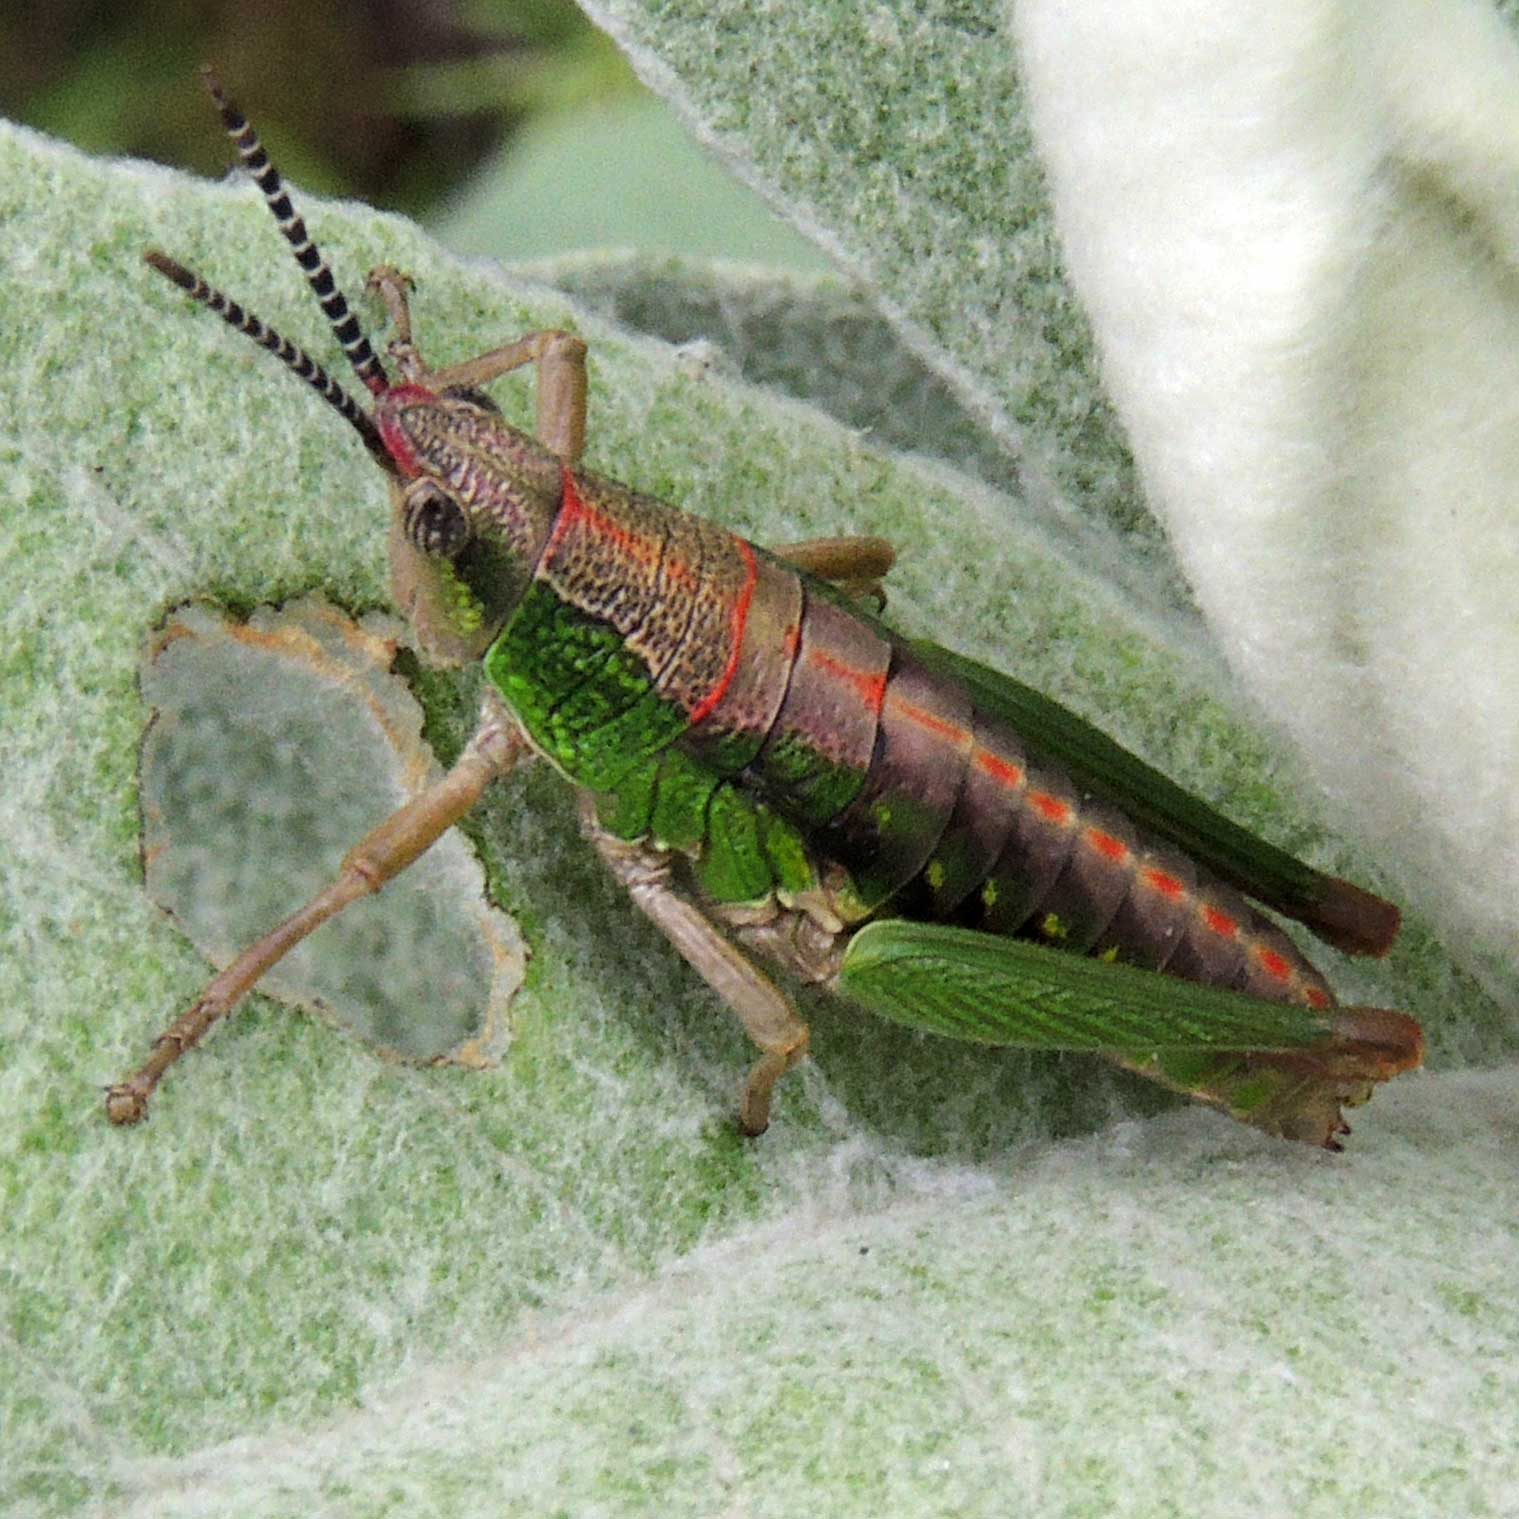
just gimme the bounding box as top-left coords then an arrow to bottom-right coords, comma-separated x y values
138,595 -> 525,1065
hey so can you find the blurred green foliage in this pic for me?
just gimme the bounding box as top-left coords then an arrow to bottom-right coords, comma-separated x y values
437,94 -> 831,268
0,0 -> 639,214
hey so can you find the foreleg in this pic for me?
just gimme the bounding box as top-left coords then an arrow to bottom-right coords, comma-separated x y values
107,699 -> 530,1123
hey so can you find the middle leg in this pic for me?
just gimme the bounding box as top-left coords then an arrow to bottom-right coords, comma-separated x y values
578,795 -> 811,1135
771,535 -> 897,607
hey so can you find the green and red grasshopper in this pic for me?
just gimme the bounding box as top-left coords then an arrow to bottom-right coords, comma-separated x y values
108,72 -> 1424,1147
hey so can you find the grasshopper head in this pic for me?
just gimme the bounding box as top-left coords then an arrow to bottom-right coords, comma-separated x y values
375,385 -> 561,665
144,70 -> 561,665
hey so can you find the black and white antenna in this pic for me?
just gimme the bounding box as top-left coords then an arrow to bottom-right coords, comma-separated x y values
141,69 -> 396,466
200,67 -> 389,398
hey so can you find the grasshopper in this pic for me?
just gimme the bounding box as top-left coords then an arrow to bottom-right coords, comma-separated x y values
108,71 -> 1424,1146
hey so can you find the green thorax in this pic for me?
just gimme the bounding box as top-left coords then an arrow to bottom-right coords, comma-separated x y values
483,470 -> 830,914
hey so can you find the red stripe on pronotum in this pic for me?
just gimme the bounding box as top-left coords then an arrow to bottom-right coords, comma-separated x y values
543,464 -> 589,558
689,537 -> 759,726
1304,987 -> 1332,1009
549,467 -> 695,588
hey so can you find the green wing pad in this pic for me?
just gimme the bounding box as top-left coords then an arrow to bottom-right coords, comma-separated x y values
759,807 -> 821,904
596,760 -> 825,913
594,749 -> 722,851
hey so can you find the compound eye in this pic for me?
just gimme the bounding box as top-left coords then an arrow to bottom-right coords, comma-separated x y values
402,481 -> 471,558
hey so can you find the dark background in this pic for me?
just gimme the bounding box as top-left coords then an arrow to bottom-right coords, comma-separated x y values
0,0 -> 634,216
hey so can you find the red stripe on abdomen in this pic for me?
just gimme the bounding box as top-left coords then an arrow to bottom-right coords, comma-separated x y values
810,648 -> 889,714
888,691 -> 972,747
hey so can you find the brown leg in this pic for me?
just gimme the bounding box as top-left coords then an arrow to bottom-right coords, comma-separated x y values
366,266 -> 423,378
771,536 -> 896,582
772,535 -> 896,607
366,266 -> 588,463
107,706 -> 530,1125
578,796 -> 811,1135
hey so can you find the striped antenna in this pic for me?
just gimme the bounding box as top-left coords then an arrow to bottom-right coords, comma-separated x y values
145,250 -> 390,465
201,66 -> 390,397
